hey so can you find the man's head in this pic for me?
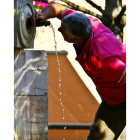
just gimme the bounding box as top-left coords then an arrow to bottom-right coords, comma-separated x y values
58,13 -> 93,43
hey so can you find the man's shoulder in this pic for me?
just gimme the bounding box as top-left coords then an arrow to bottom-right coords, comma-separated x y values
61,9 -> 78,19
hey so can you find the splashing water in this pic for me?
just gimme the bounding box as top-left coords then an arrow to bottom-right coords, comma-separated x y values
49,24 -> 57,49
49,24 -> 67,135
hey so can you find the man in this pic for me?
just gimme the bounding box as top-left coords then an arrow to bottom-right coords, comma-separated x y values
31,3 -> 126,140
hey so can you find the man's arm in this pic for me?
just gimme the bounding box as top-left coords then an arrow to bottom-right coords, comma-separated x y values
31,3 -> 67,26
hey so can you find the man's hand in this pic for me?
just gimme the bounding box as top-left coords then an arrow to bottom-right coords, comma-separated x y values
31,11 -> 46,26
30,3 -> 67,26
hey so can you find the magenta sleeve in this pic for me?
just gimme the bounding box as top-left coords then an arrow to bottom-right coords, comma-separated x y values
96,57 -> 126,83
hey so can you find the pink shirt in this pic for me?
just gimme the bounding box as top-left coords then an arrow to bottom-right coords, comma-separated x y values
61,9 -> 126,105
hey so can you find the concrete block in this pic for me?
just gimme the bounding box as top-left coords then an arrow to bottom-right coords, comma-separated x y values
32,134 -> 48,139
30,96 -> 48,123
14,95 -> 48,140
14,96 -> 31,140
31,123 -> 48,134
14,50 -> 48,95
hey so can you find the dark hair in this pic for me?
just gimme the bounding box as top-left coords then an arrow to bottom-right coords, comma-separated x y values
62,13 -> 93,41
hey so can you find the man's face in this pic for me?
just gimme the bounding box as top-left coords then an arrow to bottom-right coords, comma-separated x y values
58,23 -> 74,43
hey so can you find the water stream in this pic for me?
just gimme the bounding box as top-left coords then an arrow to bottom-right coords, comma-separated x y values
49,23 -> 66,132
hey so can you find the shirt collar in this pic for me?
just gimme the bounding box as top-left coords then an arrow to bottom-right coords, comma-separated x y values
73,32 -> 94,60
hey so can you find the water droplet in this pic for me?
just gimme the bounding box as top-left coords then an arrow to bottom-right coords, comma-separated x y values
62,112 -> 64,114
61,103 -> 63,105
63,139 -> 65,140
60,98 -> 62,101
63,109 -> 65,111
63,117 -> 65,119
64,127 -> 66,129
60,92 -> 62,95
59,79 -> 61,81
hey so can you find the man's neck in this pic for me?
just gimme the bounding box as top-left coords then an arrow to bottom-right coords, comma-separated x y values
74,41 -> 87,52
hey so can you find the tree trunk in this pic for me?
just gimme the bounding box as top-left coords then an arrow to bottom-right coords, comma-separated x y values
103,0 -> 123,42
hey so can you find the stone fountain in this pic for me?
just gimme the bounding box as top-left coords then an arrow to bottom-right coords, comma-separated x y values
14,0 -> 48,139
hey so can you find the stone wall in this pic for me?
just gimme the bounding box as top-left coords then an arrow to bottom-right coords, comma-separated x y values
14,50 -> 48,140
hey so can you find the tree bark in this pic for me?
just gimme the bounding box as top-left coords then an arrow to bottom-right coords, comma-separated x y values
103,0 -> 124,42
